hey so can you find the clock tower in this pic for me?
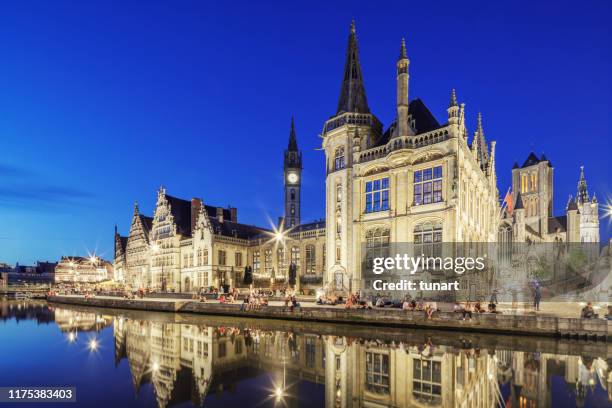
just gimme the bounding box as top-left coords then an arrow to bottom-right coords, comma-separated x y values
284,117 -> 302,227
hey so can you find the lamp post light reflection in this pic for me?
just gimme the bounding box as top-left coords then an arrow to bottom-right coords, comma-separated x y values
88,338 -> 98,351
67,332 -> 76,343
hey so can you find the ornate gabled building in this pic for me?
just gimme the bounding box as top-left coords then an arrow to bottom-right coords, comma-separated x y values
114,21 -> 600,295
322,22 -> 499,292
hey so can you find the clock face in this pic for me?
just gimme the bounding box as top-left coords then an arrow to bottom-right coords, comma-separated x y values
287,172 -> 299,184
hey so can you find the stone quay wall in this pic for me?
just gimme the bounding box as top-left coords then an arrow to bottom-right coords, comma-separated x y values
48,295 -> 611,341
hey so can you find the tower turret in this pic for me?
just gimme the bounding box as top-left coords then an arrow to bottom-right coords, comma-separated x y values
577,166 -> 589,204
447,89 -> 459,128
284,117 -> 302,227
396,38 -> 410,137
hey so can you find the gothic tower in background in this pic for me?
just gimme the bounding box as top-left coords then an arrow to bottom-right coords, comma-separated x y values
284,117 -> 302,227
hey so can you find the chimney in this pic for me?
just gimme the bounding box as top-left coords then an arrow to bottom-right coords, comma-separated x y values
216,207 -> 224,223
191,198 -> 202,232
230,207 -> 237,222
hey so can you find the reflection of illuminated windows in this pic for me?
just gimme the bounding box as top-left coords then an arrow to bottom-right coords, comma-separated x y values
235,340 -> 242,355
305,337 -> 316,368
366,352 -> 390,394
413,358 -> 442,403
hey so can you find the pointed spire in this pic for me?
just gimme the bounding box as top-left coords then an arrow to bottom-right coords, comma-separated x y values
133,201 -> 139,215
449,88 -> 458,108
288,116 -> 298,151
399,38 -> 407,60
336,20 -> 369,115
566,194 -> 578,211
577,166 -> 589,204
473,112 -> 489,166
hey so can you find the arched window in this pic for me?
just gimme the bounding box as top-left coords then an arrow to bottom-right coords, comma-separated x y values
277,247 -> 286,277
290,188 -> 295,200
336,183 -> 342,202
305,245 -> 316,274
334,146 -> 345,170
290,247 -> 300,273
414,221 -> 442,257
264,249 -> 272,275
498,223 -> 513,264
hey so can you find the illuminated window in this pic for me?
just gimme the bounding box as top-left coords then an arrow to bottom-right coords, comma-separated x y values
264,249 -> 272,275
305,245 -> 316,274
414,166 -> 442,206
414,222 -> 442,258
277,247 -> 286,277
334,146 -> 345,170
291,247 -> 300,273
365,228 -> 390,267
365,177 -> 390,213
235,252 -> 242,267
253,251 -> 260,274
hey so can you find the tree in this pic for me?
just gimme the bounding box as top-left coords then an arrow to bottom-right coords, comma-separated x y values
288,263 -> 297,286
243,266 -> 253,285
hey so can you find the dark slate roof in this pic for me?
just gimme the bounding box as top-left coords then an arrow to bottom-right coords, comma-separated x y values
166,195 -> 193,237
292,219 -> 326,232
566,196 -> 579,211
521,152 -> 540,168
209,218 -> 270,240
336,21 -> 369,115
139,214 -> 153,233
512,162 -> 519,169
521,152 -> 552,168
409,99 -> 441,134
548,216 -> 567,234
379,99 -> 442,146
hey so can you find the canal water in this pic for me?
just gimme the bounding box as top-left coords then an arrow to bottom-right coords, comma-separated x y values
0,300 -> 610,408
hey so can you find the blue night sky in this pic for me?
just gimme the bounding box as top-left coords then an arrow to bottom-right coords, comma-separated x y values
0,0 -> 610,265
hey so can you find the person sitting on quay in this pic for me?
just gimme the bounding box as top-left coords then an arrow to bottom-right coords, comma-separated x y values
581,302 -> 596,319
424,304 -> 436,320
487,302 -> 500,313
288,295 -> 300,312
606,305 -> 612,320
456,301 -> 473,320
240,296 -> 248,311
474,302 -> 485,313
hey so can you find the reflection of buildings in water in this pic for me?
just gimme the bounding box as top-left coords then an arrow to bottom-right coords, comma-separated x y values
325,336 -> 498,408
53,308 -> 112,333
0,300 -> 54,324
497,351 -> 610,408
114,319 -> 513,408
113,317 -> 612,408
